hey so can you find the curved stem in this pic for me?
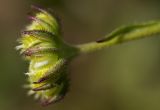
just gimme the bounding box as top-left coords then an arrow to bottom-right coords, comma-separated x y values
77,21 -> 160,54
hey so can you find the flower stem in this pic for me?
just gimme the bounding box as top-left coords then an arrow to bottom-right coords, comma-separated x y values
77,21 -> 160,54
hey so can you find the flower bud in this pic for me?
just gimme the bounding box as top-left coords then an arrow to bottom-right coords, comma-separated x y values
16,6 -> 77,106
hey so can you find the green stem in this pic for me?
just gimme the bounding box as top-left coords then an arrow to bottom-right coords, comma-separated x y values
77,21 -> 160,54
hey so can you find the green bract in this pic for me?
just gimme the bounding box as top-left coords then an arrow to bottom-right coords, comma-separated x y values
16,6 -> 77,106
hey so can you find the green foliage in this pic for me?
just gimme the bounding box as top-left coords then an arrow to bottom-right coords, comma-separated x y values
77,21 -> 160,54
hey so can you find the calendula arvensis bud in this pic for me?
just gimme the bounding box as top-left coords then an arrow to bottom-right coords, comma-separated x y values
16,6 -> 77,106
16,5 -> 160,107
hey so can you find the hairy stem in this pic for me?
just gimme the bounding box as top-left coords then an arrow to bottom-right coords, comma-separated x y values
77,21 -> 160,54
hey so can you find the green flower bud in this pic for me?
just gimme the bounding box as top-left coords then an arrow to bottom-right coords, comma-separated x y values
16,6 -> 77,106
16,5 -> 160,106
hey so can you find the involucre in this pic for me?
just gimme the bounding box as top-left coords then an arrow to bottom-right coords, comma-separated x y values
16,6 -> 77,106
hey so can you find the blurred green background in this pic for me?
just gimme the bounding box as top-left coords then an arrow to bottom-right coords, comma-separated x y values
1,0 -> 160,110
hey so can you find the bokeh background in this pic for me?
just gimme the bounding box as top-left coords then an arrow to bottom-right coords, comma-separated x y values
1,0 -> 160,110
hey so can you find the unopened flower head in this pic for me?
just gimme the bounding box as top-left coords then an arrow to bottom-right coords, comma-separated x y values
16,4 -> 160,106
16,6 -> 77,106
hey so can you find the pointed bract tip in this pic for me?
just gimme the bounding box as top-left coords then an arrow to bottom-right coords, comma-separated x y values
31,5 -> 46,13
